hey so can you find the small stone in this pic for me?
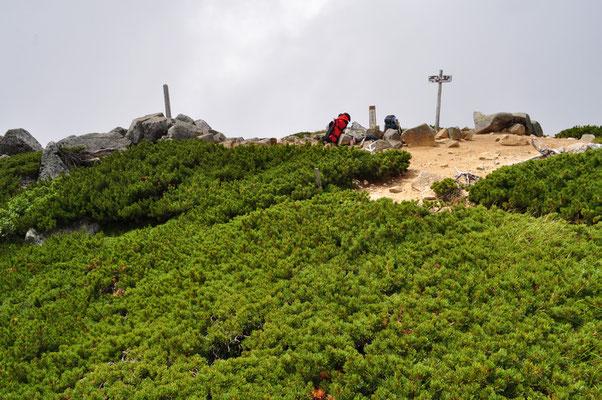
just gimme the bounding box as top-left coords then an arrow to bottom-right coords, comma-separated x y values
476,165 -> 486,170
440,164 -> 448,168
389,187 -> 403,193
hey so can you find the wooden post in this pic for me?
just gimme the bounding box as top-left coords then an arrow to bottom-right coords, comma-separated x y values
369,106 -> 377,129
428,70 -> 452,132
163,84 -> 172,118
315,168 -> 322,188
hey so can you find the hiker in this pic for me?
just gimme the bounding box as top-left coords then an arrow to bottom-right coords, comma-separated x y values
322,113 -> 351,145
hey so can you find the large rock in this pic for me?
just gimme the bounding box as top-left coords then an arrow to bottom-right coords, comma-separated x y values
580,134 -> 596,142
474,112 -> 515,134
175,114 -> 195,124
366,128 -> 384,140
508,123 -> 526,135
165,121 -> 204,140
126,113 -> 175,144
447,127 -> 463,140
474,111 -> 543,137
194,119 -> 212,133
499,134 -> 530,146
39,142 -> 70,180
345,122 -> 367,141
384,128 -> 401,142
401,124 -> 436,147
363,139 -> 392,153
411,171 -> 443,199
56,129 -> 131,153
25,228 -> 44,246
0,129 -> 43,155
531,121 -> 544,137
435,129 -> 448,139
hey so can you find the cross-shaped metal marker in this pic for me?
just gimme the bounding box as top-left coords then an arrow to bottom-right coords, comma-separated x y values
428,70 -> 452,132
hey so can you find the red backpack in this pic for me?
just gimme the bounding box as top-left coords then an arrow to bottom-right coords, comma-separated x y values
323,113 -> 351,145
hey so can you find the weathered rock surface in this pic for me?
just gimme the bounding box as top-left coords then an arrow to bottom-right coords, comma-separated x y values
194,119 -> 212,133
384,128 -> 402,142
165,121 -> 205,140
175,114 -> 195,124
39,142 -> 70,180
509,123 -> 526,135
580,134 -> 596,142
402,124 -> 436,147
499,134 -> 530,146
56,129 -> 131,153
447,127 -> 463,141
126,113 -> 175,144
0,128 -> 43,155
366,128 -> 384,140
474,111 -> 543,136
363,139 -> 392,153
25,228 -> 44,246
435,129 -> 448,139
345,122 -> 367,141
474,112 -> 515,134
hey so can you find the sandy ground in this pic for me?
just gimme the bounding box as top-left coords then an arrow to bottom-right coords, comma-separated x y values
364,134 -> 589,202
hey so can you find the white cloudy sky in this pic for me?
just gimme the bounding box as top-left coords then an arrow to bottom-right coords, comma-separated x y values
1,0 -> 601,146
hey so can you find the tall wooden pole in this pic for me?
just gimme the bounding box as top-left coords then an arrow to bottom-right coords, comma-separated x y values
163,84 -> 172,118
435,70 -> 443,132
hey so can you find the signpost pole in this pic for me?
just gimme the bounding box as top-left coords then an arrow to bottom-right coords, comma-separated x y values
428,70 -> 452,132
435,70 -> 443,132
163,84 -> 172,118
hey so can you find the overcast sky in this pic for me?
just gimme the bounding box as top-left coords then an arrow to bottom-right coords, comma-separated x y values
1,0 -> 601,146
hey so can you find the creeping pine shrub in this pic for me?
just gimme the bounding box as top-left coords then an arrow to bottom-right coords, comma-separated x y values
431,177 -> 461,202
0,151 -> 42,207
555,125 -> 602,139
0,191 -> 600,399
0,141 -> 411,238
469,149 -> 602,224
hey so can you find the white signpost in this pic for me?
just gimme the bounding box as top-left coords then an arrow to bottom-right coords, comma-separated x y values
369,105 -> 377,129
428,70 -> 452,132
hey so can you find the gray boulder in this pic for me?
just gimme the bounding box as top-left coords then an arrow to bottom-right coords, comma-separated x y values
532,121 -> 544,137
402,124 -> 436,147
580,134 -> 596,142
194,119 -> 212,133
0,128 -> 43,155
447,127 -> 463,140
166,121 -> 204,140
210,130 -> 227,143
56,129 -> 131,153
363,139 -> 392,153
474,112 -> 515,134
175,114 -> 195,124
345,122 -> 367,142
39,142 -> 70,180
339,134 -> 352,146
25,228 -> 44,246
126,113 -> 175,144
0,154 -> 9,160
384,128 -> 402,142
366,128 -> 384,140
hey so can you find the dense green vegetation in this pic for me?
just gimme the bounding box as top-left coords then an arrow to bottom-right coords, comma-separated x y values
469,149 -> 602,224
555,125 -> 602,140
0,142 -> 600,399
0,152 -> 41,207
0,141 -> 410,238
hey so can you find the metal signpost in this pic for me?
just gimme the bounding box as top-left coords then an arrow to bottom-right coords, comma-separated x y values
428,70 -> 452,132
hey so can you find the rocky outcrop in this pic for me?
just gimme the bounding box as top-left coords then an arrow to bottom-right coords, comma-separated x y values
474,111 -> 543,136
175,114 -> 195,125
126,113 -> 175,144
165,121 -> 205,140
56,128 -> 131,153
0,129 -> 43,155
402,124 -> 436,147
447,127 -> 463,141
39,142 -> 70,180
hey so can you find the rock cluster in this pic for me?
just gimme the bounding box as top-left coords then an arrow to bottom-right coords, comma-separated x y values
473,111 -> 543,137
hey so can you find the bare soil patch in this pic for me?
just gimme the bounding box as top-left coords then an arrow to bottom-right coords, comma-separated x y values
364,134 -> 588,202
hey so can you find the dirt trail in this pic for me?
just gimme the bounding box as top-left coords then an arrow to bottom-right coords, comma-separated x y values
365,134 -> 588,202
